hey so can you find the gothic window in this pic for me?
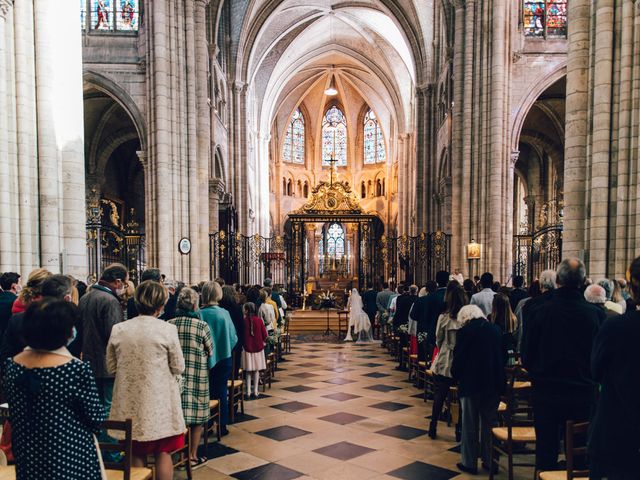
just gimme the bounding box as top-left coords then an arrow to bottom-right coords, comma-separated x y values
326,223 -> 345,257
283,108 -> 305,164
524,1 -> 567,38
322,106 -> 347,166
361,181 -> 366,199
376,179 -> 383,197
363,109 -> 386,164
303,182 -> 309,198
83,0 -> 139,31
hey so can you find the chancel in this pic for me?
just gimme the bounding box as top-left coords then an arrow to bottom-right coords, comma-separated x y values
0,1 -> 638,480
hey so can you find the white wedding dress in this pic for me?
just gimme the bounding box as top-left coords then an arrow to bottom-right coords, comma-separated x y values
344,289 -> 378,343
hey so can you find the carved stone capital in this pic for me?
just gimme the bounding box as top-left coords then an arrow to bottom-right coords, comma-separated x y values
523,196 -> 536,209
136,150 -> 148,169
233,81 -> 246,94
451,0 -> 465,9
0,0 -> 14,19
209,178 -> 226,198
194,0 -> 210,6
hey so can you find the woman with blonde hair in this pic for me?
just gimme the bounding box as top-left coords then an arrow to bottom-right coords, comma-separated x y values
12,268 -> 52,314
107,281 -> 185,480
200,281 -> 237,436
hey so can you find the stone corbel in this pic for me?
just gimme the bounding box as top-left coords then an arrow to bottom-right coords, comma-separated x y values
136,150 -> 148,170
0,0 -> 13,19
510,151 -> 520,167
209,178 -> 226,199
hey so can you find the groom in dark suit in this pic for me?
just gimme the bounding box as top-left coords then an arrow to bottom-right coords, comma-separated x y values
409,270 -> 449,361
363,283 -> 378,324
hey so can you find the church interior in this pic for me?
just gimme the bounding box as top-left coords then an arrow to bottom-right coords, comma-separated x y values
0,0 -> 638,479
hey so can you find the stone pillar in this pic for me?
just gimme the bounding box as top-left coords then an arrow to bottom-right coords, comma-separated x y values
34,0 -> 86,275
563,0 -> 591,261
0,0 -> 14,270
195,0 -> 211,281
306,224 -> 317,278
209,178 -> 225,236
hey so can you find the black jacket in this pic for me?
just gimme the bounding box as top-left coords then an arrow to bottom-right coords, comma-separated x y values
409,287 -> 446,339
219,298 -> 244,345
362,289 -> 378,320
521,287 -> 604,394
451,318 -> 506,397
393,293 -> 416,330
0,292 -> 16,342
0,312 -> 25,367
588,310 -> 640,476
509,288 -> 528,312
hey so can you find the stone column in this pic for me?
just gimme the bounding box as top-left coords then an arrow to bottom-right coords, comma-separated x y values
195,0 -> 211,281
34,0 -> 86,275
306,224 -> 317,278
13,0 -> 38,274
563,0 -> 591,261
450,0 -> 466,275
209,178 -> 225,236
0,0 -> 14,269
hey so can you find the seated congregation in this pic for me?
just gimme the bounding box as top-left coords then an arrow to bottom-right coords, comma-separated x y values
0,257 -> 637,480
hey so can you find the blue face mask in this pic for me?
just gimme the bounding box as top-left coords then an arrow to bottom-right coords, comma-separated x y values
67,327 -> 77,347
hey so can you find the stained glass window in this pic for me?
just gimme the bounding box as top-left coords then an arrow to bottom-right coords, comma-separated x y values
326,223 -> 345,257
282,108 -> 305,163
363,109 -> 386,164
117,0 -> 139,31
524,1 -> 567,38
81,0 -> 87,29
92,0 -> 114,30
322,106 -> 347,166
87,0 -> 139,31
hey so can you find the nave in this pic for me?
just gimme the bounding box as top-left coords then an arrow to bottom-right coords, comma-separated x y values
188,341 -> 525,480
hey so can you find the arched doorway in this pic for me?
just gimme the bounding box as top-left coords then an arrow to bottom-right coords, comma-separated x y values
513,77 -> 565,282
83,81 -> 146,283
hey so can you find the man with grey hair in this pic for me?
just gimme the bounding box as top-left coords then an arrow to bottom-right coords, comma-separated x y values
522,258 -> 605,471
584,284 -> 618,322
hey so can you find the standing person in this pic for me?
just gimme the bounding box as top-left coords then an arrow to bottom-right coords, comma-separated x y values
589,257 -> 640,480
362,283 -> 378,327
597,279 -> 623,315
126,268 -> 162,319
78,263 -> 128,410
107,280 -> 185,480
220,285 -> 244,380
241,302 -> 268,399
429,283 -> 468,438
509,275 -> 527,312
4,299 -> 107,479
263,278 -> 282,327
375,282 -> 393,324
168,288 -> 213,468
409,270 -> 449,361
469,272 -> 496,316
521,258 -> 604,472
489,293 -> 518,364
200,281 -> 237,436
258,289 -> 276,335
394,285 -> 417,369
451,305 -> 505,475
584,284 -> 619,322
345,289 -> 376,343
0,272 -> 20,341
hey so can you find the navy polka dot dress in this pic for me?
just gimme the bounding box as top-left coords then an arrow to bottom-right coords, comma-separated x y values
4,358 -> 107,479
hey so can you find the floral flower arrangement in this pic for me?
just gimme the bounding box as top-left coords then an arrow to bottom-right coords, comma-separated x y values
316,290 -> 336,309
417,332 -> 428,344
267,332 -> 280,347
398,323 -> 409,334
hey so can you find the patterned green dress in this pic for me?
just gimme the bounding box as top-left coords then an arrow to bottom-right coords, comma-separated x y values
169,313 -> 214,425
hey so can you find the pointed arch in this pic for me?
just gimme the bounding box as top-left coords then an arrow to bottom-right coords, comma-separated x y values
282,107 -> 305,164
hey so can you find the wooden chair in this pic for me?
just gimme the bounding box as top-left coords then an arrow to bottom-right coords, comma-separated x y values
260,354 -> 273,391
408,353 -> 420,382
489,367 -> 537,480
203,399 -> 221,450
281,313 -> 291,354
228,356 -> 245,423
423,368 -> 436,402
168,430 -> 192,479
100,419 -> 153,480
337,310 -> 349,338
538,421 -> 589,480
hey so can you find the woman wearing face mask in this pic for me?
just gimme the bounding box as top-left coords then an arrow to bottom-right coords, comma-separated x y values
4,299 -> 107,479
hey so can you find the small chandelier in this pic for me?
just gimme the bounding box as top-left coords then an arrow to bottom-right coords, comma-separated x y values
324,73 -> 338,96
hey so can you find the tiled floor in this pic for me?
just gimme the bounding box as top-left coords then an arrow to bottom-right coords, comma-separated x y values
185,341 -> 531,480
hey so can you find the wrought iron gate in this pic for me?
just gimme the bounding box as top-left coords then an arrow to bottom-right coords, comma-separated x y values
513,224 -> 563,284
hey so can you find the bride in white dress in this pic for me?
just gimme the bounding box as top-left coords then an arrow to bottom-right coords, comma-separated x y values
344,288 -> 378,343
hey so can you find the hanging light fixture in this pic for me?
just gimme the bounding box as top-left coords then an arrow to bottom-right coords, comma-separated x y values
324,72 -> 338,96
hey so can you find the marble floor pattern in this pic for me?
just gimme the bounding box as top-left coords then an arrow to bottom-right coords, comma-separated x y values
184,341 -> 532,480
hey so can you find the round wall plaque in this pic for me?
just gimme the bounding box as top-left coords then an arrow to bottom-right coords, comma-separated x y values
178,237 -> 191,255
